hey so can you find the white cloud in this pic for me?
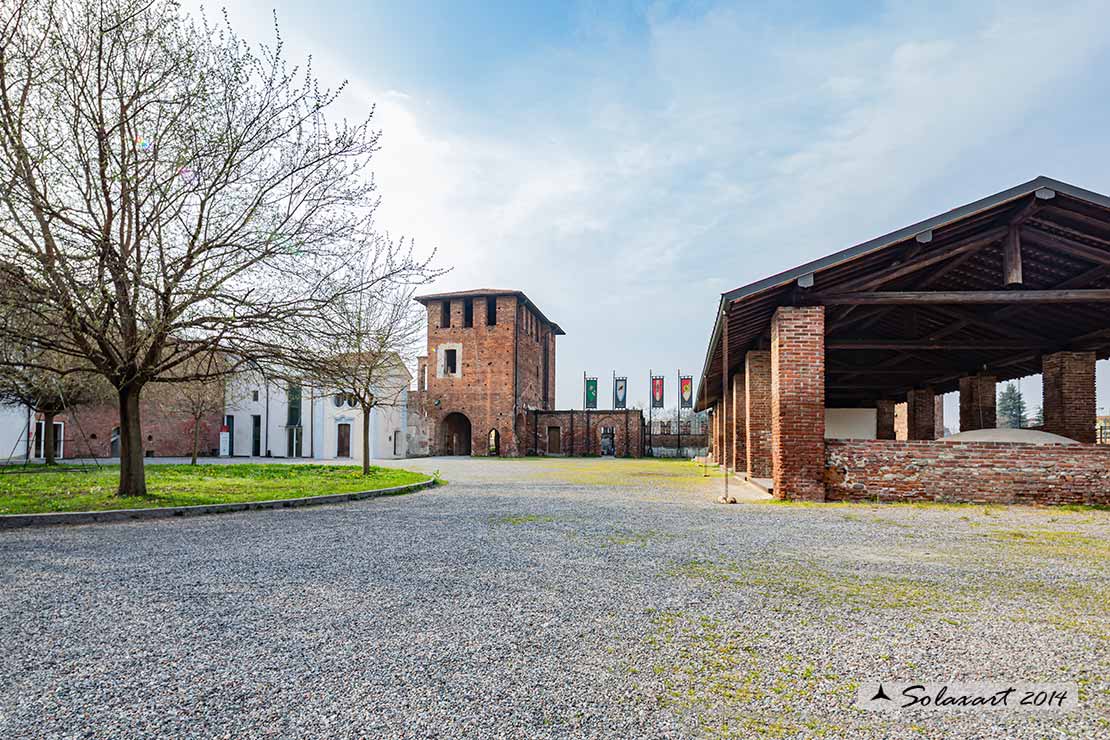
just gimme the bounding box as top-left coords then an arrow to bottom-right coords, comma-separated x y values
186,0 -> 1110,409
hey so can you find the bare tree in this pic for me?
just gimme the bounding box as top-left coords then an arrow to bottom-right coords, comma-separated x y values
0,347 -> 110,464
0,0 -> 430,495
157,371 -> 227,465
294,253 -> 433,474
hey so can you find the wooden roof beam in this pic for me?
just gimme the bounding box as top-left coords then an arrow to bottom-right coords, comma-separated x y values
818,289 -> 1110,305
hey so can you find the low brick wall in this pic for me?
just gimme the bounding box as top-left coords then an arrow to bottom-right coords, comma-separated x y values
825,439 -> 1110,506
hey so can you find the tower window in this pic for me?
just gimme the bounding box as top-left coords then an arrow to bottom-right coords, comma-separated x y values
463,298 -> 474,328
441,301 -> 451,328
486,297 -> 497,326
445,349 -> 458,375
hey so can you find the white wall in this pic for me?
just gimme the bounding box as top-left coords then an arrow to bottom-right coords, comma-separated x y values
825,408 -> 877,440
223,366 -> 411,461
0,403 -> 30,462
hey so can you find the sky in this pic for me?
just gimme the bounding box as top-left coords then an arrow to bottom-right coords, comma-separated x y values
192,0 -> 1110,423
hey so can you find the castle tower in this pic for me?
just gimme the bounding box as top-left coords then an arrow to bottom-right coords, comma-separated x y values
412,289 -> 563,456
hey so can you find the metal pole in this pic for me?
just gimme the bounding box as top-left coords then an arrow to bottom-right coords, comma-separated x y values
676,369 -> 681,459
648,368 -> 653,457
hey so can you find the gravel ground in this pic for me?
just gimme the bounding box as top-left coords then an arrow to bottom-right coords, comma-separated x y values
1,457 -> 1107,739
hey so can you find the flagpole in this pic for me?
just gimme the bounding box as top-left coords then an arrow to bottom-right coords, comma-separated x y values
648,368 -> 653,457
676,369 -> 681,459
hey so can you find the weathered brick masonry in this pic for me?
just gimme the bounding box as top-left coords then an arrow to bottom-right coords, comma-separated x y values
825,439 -> 1110,506
53,395 -> 220,459
770,306 -> 825,501
745,351 -> 772,478
416,290 -> 559,456
1042,351 -> 1096,444
529,410 -> 644,457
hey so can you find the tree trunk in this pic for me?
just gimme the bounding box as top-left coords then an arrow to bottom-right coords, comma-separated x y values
362,406 -> 371,476
42,411 -> 57,465
191,419 -> 200,465
117,384 -> 148,497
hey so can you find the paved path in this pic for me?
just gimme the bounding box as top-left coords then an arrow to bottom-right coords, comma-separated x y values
1,457 -> 1107,739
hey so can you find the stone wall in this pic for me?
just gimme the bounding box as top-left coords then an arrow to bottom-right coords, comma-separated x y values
825,439 -> 1110,506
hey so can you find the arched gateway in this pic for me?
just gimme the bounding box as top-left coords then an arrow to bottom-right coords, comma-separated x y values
442,412 -> 472,456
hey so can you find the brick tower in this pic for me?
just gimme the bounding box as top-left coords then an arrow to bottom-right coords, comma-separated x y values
411,289 -> 563,456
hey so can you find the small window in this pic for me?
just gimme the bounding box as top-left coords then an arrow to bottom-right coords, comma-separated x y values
333,394 -> 344,408
486,297 -> 497,326
463,298 -> 473,328
441,300 -> 451,328
252,390 -> 259,402
445,349 -> 458,375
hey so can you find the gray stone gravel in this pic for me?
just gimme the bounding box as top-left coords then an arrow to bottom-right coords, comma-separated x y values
1,457 -> 1107,739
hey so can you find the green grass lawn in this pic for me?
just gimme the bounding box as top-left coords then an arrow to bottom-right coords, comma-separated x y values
0,463 -> 431,515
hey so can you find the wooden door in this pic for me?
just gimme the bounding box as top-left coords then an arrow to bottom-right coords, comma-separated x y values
547,426 -> 561,454
337,423 -> 351,458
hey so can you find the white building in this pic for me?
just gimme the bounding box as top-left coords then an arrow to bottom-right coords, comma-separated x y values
0,403 -> 32,462
223,362 -> 411,462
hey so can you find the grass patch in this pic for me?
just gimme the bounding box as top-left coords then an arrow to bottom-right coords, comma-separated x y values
636,611 -> 850,738
986,528 -> 1110,564
538,458 -> 715,489
489,513 -> 557,526
0,463 -> 429,515
669,558 -> 966,612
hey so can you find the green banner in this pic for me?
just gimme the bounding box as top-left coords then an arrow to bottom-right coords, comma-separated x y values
585,377 -> 598,409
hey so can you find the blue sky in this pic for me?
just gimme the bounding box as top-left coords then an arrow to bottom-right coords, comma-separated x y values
200,0 -> 1110,421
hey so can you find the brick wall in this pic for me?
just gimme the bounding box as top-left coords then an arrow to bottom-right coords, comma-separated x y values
530,410 -> 644,457
906,387 -> 937,440
421,294 -> 560,456
1042,351 -> 1096,443
53,393 -> 221,459
770,306 -> 825,501
876,400 -> 896,440
825,439 -> 1110,506
730,371 -> 746,472
745,351 -> 772,478
959,374 -> 996,431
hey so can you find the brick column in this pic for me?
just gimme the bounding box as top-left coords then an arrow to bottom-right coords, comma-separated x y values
1042,351 -> 1096,443
770,306 -> 825,501
876,400 -> 896,440
934,395 -> 946,439
745,351 -> 773,478
959,374 -> 996,431
731,371 -> 747,472
906,387 -> 937,440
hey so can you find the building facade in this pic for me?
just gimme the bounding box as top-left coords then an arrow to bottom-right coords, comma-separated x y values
407,288 -> 644,457
224,364 -> 410,462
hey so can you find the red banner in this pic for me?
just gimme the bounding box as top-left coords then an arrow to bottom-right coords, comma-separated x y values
651,376 -> 664,408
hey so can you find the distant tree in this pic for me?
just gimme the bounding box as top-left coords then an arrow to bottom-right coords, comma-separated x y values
0,0 -> 428,495
997,383 -> 1028,429
1030,405 -> 1044,427
292,254 -> 438,474
0,348 -> 109,464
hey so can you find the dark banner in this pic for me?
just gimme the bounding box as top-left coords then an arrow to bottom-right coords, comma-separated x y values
651,376 -> 664,408
585,377 -> 598,409
614,377 -> 627,409
680,376 -> 693,408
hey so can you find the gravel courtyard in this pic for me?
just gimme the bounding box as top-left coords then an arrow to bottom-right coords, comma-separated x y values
1,457 -> 1107,739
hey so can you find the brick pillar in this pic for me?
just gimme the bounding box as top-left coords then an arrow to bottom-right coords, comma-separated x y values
731,371 -> 747,472
745,351 -> 773,478
934,395 -> 946,439
906,387 -> 937,440
770,306 -> 825,501
1042,351 -> 1096,443
712,403 -> 722,463
876,400 -> 896,440
959,374 -> 996,431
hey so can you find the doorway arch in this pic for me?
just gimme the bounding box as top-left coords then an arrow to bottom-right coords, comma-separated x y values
488,429 -> 501,456
442,412 -> 472,456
